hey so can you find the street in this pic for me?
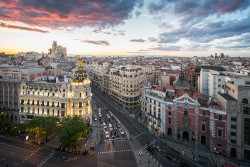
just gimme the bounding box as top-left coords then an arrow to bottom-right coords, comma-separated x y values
91,86 -> 204,167
1,86 -> 207,167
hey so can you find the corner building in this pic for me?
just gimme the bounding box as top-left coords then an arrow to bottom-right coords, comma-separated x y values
19,60 -> 92,124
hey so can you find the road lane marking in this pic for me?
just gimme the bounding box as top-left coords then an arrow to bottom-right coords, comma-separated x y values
0,142 -> 34,153
132,131 -> 146,139
98,149 -> 132,154
141,139 -> 157,150
37,151 -> 55,167
22,148 -> 41,162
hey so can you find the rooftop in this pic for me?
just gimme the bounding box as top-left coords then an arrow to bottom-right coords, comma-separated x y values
218,93 -> 237,101
195,66 -> 226,71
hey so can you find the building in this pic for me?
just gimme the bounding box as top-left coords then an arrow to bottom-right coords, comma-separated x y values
195,66 -> 225,92
184,64 -> 195,88
217,81 -> 250,161
0,67 -> 49,123
173,68 -> 191,97
141,86 -> 227,154
198,67 -> 250,99
17,52 -> 42,60
51,41 -> 67,58
109,65 -> 146,109
19,59 -> 92,124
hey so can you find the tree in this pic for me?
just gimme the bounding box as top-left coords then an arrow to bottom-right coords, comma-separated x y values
0,117 -> 11,132
58,116 -> 89,148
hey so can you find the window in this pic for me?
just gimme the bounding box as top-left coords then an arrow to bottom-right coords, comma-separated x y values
168,118 -> 171,124
184,108 -> 188,117
219,115 -> 222,121
80,93 -> 81,97
168,111 -> 171,116
231,132 -> 236,136
47,109 -> 49,115
218,121 -> 222,127
242,98 -> 248,104
47,101 -> 49,106
218,79 -> 221,82
202,110 -> 206,116
218,129 -> 222,137
218,140 -> 222,147
244,118 -> 250,146
218,84 -> 221,87
79,102 -> 82,107
243,107 -> 250,115
61,103 -> 65,108
21,100 -> 24,104
231,117 -> 237,122
231,124 -> 237,129
202,124 -> 206,131
202,117 -> 206,122
231,139 -> 236,144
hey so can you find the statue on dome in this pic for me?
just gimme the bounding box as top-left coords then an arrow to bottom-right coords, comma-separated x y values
78,58 -> 84,70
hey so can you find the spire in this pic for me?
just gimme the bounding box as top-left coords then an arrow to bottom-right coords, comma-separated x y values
179,65 -> 185,79
78,58 -> 84,70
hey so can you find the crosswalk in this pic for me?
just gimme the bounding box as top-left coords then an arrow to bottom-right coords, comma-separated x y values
130,139 -> 157,150
98,149 -> 132,154
104,139 -> 127,143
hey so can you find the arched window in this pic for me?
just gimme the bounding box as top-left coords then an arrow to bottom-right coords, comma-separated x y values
242,98 -> 248,104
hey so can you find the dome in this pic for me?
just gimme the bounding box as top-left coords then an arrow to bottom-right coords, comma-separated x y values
173,79 -> 191,88
173,68 -> 191,89
72,58 -> 89,84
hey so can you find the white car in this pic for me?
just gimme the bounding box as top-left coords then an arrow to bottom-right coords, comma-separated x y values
120,130 -> 125,135
105,134 -> 110,139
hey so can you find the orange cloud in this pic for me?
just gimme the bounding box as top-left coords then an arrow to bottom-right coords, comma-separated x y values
0,22 -> 49,33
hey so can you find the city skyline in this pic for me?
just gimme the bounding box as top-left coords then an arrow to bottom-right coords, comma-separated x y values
0,0 -> 250,57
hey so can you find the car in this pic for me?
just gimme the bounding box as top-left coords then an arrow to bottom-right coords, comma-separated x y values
164,153 -> 176,161
111,132 -> 115,139
120,130 -> 125,135
153,145 -> 162,152
94,117 -> 97,121
105,134 -> 109,139
139,151 -> 144,156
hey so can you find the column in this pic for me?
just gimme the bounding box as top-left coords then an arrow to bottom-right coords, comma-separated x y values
174,104 -> 178,140
195,107 -> 199,146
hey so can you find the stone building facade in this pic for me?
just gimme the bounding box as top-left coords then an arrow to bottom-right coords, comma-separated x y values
19,59 -> 92,124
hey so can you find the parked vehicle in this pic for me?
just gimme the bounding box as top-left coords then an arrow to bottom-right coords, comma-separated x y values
164,153 -> 176,161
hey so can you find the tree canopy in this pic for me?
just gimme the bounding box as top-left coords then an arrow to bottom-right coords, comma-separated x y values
58,116 -> 89,148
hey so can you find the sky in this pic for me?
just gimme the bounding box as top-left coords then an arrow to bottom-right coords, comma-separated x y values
0,0 -> 250,57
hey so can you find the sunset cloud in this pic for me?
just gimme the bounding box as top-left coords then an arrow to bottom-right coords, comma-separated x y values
0,0 -> 143,29
82,40 -> 110,46
130,39 -> 145,42
0,22 -> 49,33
